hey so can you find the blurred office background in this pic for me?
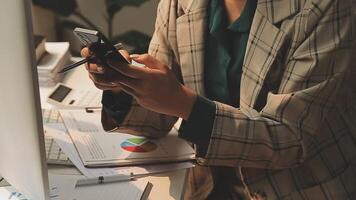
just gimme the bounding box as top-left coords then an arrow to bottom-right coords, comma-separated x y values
31,0 -> 159,55
30,0 -> 356,57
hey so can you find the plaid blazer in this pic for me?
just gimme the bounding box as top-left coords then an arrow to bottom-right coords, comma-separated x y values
102,0 -> 356,199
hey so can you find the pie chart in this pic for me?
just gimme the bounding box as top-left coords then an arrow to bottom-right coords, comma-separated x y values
121,138 -> 157,153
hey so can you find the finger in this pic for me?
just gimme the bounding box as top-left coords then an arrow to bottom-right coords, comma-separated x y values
94,82 -> 119,90
118,83 -> 139,99
87,62 -> 105,74
81,47 -> 91,58
107,60 -> 149,79
130,54 -> 166,70
89,67 -> 130,84
94,83 -> 118,91
89,74 -> 117,90
89,73 -> 119,88
118,78 -> 142,92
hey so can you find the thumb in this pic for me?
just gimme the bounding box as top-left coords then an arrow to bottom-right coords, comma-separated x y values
119,49 -> 131,63
130,54 -> 166,70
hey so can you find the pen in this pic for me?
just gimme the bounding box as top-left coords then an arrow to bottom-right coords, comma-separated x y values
58,55 -> 95,73
76,173 -> 134,187
85,107 -> 102,113
58,43 -> 124,74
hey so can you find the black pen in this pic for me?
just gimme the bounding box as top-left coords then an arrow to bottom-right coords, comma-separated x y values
58,43 -> 124,74
58,55 -> 95,73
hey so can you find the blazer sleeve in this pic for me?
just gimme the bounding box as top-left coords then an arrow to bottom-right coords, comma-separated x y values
197,0 -> 355,169
102,0 -> 179,138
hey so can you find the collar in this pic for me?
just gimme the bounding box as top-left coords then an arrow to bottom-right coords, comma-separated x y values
209,0 -> 257,34
179,0 -> 300,25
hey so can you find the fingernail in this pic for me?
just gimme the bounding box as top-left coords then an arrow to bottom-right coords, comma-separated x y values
130,54 -> 140,59
97,67 -> 104,73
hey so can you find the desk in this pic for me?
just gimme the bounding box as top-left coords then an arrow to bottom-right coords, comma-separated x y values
0,58 -> 188,200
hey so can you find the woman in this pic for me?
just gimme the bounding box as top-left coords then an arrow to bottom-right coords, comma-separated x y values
82,0 -> 356,199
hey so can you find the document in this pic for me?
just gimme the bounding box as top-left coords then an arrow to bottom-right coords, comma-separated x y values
59,110 -> 195,167
0,177 -> 8,187
0,175 -> 76,200
0,176 -> 149,200
48,174 -> 78,200
45,124 -> 194,178
71,179 -> 150,200
0,186 -> 38,200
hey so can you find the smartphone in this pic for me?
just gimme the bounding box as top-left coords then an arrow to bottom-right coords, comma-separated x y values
73,27 -> 130,66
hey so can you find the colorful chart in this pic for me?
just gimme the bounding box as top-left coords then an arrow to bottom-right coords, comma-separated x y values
120,138 -> 157,153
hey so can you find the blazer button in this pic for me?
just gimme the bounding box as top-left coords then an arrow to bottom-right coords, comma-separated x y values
196,157 -> 206,165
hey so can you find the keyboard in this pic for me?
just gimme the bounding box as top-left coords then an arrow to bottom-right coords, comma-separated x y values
42,108 -> 63,123
45,134 -> 73,166
72,89 -> 102,108
42,109 -> 73,166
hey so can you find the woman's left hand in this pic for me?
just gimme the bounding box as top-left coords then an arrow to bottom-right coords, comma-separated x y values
108,54 -> 197,120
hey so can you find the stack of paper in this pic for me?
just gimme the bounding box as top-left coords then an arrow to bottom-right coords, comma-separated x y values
34,35 -> 46,63
37,42 -> 71,86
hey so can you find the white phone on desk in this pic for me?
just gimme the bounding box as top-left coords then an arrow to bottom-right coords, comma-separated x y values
47,83 -> 102,109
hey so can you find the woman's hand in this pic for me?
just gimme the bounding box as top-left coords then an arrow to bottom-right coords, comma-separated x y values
109,54 -> 197,120
80,47 -> 130,93
81,47 -> 196,119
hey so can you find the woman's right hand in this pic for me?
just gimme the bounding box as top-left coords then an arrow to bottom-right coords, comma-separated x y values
80,47 -> 131,93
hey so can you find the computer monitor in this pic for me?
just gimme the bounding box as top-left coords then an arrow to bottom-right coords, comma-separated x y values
0,0 -> 50,200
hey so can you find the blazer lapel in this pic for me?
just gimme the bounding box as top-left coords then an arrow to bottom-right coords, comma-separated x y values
175,0 -> 299,102
176,0 -> 209,95
240,0 -> 299,109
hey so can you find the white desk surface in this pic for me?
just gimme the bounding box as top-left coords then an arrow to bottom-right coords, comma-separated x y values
50,58 -> 188,200
1,58 -> 188,200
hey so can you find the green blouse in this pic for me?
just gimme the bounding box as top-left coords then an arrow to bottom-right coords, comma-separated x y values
179,0 -> 257,154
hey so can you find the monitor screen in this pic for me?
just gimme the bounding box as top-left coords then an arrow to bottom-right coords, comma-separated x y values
0,1 -> 50,200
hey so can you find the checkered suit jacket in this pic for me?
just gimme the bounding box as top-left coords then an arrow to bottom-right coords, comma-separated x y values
102,0 -> 356,199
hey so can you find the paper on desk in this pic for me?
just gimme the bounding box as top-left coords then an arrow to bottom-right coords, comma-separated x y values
40,87 -> 55,109
48,174 -> 77,200
59,110 -> 195,167
44,124 -> 194,178
0,175 -> 76,200
71,179 -> 150,200
0,186 -> 41,200
0,176 -> 9,187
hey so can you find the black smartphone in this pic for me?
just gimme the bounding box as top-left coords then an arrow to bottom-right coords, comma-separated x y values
73,27 -> 130,66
